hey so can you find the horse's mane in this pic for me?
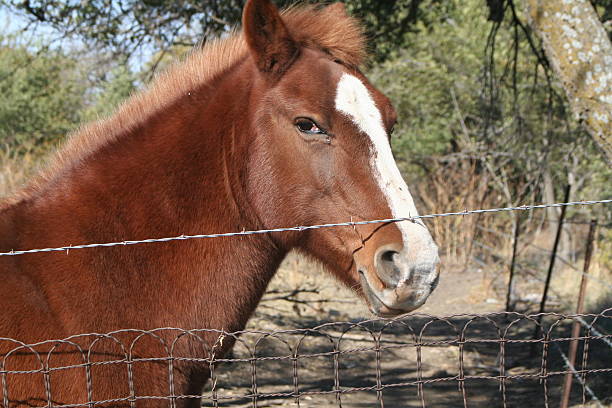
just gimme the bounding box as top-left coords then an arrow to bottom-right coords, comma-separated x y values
6,4 -> 366,205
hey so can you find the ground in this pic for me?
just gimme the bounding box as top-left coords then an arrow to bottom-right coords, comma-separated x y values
204,254 -> 612,407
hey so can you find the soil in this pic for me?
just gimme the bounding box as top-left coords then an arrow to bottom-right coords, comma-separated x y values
206,254 -> 612,407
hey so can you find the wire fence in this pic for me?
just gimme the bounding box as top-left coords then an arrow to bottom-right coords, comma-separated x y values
473,229 -> 612,291
1,311 -> 611,407
0,199 -> 609,257
1,198 -> 611,407
466,199 -> 611,408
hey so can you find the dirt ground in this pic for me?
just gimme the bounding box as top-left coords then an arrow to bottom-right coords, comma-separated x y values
205,254 -> 612,407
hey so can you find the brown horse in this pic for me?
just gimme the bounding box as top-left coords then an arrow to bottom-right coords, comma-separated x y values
0,0 -> 439,405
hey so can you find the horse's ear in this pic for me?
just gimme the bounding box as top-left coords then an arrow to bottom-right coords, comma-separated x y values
242,0 -> 299,77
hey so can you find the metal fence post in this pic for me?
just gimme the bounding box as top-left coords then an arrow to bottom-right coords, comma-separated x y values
559,219 -> 598,408
505,214 -> 521,312
533,184 -> 571,341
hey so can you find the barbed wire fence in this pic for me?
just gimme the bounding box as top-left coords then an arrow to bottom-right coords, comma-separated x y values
0,199 -> 609,257
0,198 -> 611,407
467,196 -> 612,408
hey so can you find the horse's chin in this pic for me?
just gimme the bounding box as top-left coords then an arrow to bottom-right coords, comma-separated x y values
359,272 -> 433,318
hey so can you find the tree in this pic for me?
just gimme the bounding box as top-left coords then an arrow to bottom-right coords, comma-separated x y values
2,0 -> 609,216
0,34 -> 137,155
82,64 -> 136,120
370,0 -> 610,223
1,0 -> 443,64
0,37 -> 88,153
1,0 -> 289,61
523,0 -> 612,164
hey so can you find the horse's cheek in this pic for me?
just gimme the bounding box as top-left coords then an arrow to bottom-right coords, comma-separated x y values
311,148 -> 335,190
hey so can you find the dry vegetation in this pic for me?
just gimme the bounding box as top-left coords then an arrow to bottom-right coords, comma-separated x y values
1,144 -> 610,408
1,146 -> 609,314
0,148 -> 37,197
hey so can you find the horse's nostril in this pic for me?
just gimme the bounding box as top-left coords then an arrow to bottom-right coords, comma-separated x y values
376,250 -> 402,287
380,250 -> 397,264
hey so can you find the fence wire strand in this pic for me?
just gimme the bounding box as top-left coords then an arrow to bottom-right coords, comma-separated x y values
1,199 -> 611,406
553,342 -> 604,408
1,311 -> 610,407
0,199 -> 610,257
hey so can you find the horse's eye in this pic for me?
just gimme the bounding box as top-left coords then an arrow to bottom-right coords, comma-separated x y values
295,118 -> 325,135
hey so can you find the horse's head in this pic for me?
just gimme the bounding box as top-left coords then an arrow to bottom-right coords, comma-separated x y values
242,0 -> 439,316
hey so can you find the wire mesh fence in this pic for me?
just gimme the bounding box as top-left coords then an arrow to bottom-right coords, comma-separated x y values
1,199 -> 611,407
1,311 -> 611,407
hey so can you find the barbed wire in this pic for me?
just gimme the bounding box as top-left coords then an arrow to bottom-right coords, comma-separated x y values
553,342 -> 603,408
1,200 -> 609,406
0,199 -> 610,257
574,316 -> 612,350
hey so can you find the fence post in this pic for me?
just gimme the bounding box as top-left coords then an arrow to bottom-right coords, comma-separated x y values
505,214 -> 522,312
559,219 -> 597,408
533,184 -> 571,341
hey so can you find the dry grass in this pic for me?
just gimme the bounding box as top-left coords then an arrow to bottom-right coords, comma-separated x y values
0,147 -> 40,198
415,159 -> 507,264
1,145 -> 608,315
410,158 -> 611,314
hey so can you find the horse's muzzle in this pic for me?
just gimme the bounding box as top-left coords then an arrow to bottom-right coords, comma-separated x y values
359,244 -> 440,317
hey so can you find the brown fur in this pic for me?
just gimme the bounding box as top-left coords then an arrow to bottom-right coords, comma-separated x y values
8,4 -> 366,207
0,1 -> 433,406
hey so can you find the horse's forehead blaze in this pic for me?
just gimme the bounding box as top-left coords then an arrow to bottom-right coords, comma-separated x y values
334,73 -> 421,246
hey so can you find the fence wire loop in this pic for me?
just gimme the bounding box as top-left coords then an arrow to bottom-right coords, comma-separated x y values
1,199 -> 611,406
1,312 -> 609,407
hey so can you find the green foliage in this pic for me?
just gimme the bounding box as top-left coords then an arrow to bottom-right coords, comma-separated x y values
0,35 -> 138,155
369,2 -> 485,160
83,65 -> 137,120
0,0 -> 609,218
0,38 -> 88,153
346,0 -> 455,61
369,0 -> 610,213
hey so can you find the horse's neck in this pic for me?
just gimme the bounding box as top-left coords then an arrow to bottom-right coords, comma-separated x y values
6,62 -> 285,335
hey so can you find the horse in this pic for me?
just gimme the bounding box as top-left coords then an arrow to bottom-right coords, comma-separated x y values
0,0 -> 439,405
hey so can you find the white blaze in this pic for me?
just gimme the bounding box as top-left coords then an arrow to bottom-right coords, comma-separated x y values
335,74 -> 436,272
335,74 -> 420,240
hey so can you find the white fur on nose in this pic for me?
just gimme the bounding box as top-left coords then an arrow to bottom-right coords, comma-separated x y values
335,73 -> 438,279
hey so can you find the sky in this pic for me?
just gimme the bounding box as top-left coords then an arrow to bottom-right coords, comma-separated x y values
0,7 -> 24,35
0,6 -> 63,49
0,5 -> 154,73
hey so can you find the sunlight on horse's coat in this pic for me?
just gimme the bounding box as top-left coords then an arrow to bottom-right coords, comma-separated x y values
0,0 -> 440,402
335,73 -> 438,296
335,73 -> 421,232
